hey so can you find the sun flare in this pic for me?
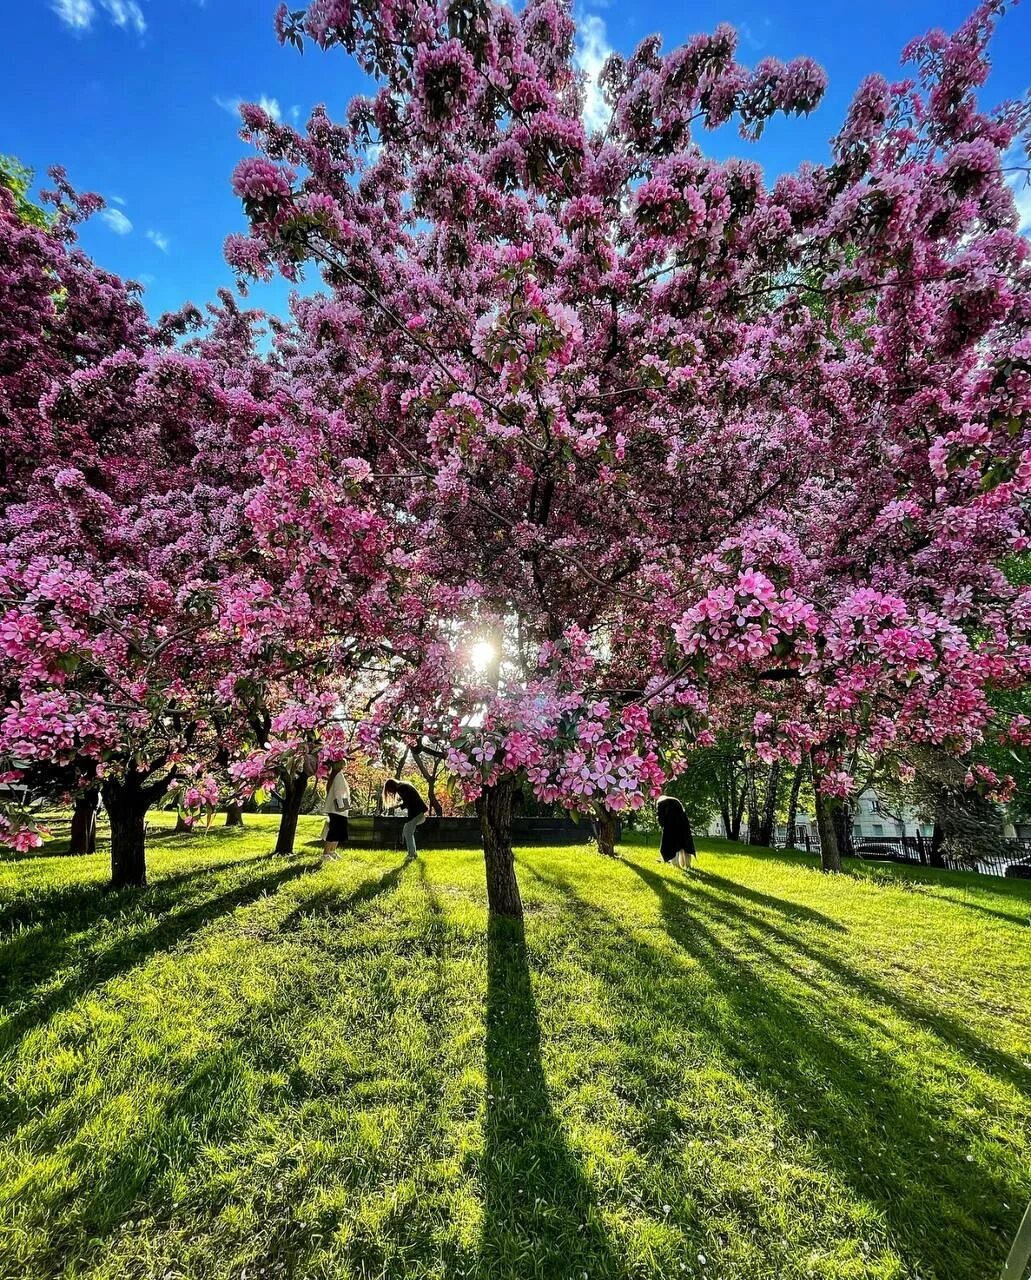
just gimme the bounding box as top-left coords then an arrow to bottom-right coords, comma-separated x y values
470,639 -> 497,670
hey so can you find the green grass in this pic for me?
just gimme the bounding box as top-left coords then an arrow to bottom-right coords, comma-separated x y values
1,816 -> 1029,1280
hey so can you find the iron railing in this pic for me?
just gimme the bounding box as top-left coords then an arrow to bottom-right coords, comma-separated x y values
771,830 -> 1031,878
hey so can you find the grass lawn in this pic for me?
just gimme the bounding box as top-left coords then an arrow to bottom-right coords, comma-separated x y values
1,815 -> 1029,1280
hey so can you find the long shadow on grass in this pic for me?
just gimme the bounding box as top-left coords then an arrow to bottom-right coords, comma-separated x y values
0,856 -> 430,1278
277,855 -> 412,935
477,913 -> 628,1280
682,866 -> 1031,1093
0,850 -> 291,935
845,864 -> 1031,927
538,857 -> 1026,1280
0,858 -> 313,1070
690,868 -> 846,932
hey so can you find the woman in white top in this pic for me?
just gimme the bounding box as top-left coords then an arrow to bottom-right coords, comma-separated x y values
322,764 -> 351,861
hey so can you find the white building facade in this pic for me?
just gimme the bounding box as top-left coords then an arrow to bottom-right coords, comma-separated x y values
708,789 -> 933,846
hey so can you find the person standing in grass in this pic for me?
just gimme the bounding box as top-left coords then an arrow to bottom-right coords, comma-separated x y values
382,777 -> 428,859
322,764 -> 351,862
656,794 -> 696,871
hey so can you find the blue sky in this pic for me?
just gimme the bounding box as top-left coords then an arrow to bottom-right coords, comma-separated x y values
5,0 -> 1029,322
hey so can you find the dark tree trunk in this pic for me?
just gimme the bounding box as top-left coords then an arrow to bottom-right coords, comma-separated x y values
731,779 -> 746,842
594,806 -> 619,858
930,790 -> 948,868
477,776 -> 522,918
832,803 -> 853,859
812,772 -> 842,873
719,789 -> 733,841
746,764 -> 763,845
69,787 -> 99,856
784,762 -> 804,849
174,812 -> 192,834
102,776 -> 153,889
757,762 -> 781,847
225,803 -> 244,827
275,772 -> 309,855
424,765 -> 443,817
413,748 -> 445,816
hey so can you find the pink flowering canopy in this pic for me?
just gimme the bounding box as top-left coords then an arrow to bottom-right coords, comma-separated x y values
219,0 -> 1031,811
3,0 -> 1030,866
0,180 -> 425,866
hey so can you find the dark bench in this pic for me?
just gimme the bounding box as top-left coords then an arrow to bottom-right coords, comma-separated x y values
345,814 -> 598,849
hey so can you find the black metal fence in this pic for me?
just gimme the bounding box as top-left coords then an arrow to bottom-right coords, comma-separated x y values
771,830 -> 1031,879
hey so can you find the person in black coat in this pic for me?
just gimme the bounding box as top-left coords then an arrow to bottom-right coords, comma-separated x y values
656,795 -> 696,871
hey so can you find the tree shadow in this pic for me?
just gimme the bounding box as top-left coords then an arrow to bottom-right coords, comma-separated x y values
6,852 -> 485,1280
679,866 -> 1031,1093
476,913 -> 628,1279
277,855 -> 413,934
537,857 -> 1027,1279
0,851 -> 291,936
685,867 -> 847,931
843,863 -> 1031,926
0,859 -> 313,1071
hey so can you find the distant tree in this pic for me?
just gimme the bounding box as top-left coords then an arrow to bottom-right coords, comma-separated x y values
0,154 -> 50,228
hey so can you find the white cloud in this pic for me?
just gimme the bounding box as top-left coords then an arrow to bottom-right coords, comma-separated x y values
51,0 -> 145,34
51,0 -> 93,30
146,229 -> 170,252
99,207 -> 133,235
109,194 -> 127,206
1009,171 -> 1031,236
102,0 -> 145,33
737,18 -> 772,51
1004,145 -> 1031,238
1014,183 -> 1031,236
575,12 -> 613,135
215,94 -> 282,123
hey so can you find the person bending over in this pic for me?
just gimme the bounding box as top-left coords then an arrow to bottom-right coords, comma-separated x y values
382,778 -> 428,859
656,794 -> 696,871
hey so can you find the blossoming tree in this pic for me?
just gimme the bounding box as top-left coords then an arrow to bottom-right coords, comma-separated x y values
0,176 -> 411,880
0,270 -> 279,882
222,0 -> 1031,910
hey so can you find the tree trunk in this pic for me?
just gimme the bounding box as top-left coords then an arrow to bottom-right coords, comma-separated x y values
832,803 -> 853,859
746,764 -> 763,845
225,803 -> 244,827
477,776 -> 522,918
758,762 -> 781,847
812,774 -> 842,873
102,776 -> 150,889
174,812 -> 192,834
69,787 -> 99,856
718,789 -> 733,841
594,805 -> 619,858
930,790 -> 948,868
413,750 -> 445,816
784,762 -> 804,849
275,772 -> 309,855
731,779 -> 746,842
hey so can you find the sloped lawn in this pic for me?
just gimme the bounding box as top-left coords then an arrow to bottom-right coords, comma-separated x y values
1,815 -> 1028,1279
